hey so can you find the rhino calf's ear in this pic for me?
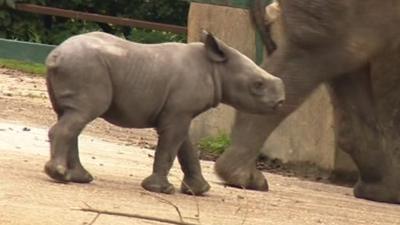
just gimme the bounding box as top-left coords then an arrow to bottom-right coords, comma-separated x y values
203,32 -> 227,63
200,30 -> 209,42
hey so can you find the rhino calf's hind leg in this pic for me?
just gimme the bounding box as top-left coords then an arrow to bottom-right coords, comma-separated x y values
45,112 -> 94,183
177,139 -> 210,195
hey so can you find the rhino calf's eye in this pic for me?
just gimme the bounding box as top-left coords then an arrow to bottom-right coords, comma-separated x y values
254,81 -> 265,89
250,80 -> 266,96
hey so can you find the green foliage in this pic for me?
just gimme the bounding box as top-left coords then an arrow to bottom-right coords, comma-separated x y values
0,0 -> 188,45
198,133 -> 231,155
0,58 -> 46,75
127,28 -> 186,44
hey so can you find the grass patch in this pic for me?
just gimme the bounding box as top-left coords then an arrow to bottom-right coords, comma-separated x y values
198,132 -> 231,155
0,58 -> 46,75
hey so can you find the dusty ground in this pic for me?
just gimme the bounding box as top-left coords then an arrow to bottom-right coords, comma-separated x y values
1,68 -> 400,225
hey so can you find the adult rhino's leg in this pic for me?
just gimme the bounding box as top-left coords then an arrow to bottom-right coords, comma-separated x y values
177,138 -> 210,195
215,55 -> 321,190
141,116 -> 191,194
215,112 -> 279,190
330,67 -> 400,204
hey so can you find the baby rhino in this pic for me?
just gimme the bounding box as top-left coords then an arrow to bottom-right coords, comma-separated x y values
45,31 -> 284,195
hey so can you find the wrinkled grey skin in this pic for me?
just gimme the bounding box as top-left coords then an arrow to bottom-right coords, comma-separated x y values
215,0 -> 400,204
44,31 -> 284,195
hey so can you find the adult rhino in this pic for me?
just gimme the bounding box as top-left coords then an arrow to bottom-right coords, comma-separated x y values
44,31 -> 284,195
215,0 -> 400,204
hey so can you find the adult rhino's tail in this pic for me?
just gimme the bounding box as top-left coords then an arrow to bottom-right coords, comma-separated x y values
45,50 -> 63,117
250,0 -> 277,55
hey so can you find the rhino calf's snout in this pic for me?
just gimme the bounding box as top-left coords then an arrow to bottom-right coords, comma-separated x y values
268,77 -> 285,110
273,99 -> 284,110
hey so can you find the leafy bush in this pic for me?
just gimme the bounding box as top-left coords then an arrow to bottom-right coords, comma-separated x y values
198,133 -> 231,155
0,0 -> 188,44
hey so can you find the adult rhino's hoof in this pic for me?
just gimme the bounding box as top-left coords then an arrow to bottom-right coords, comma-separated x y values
141,174 -> 175,194
181,176 -> 210,195
44,160 -> 93,183
246,170 -> 269,190
354,179 -> 400,204
215,158 -> 269,191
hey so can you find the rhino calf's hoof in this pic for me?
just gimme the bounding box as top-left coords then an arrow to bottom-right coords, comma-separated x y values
141,174 -> 175,194
181,176 -> 210,195
44,160 -> 93,183
44,161 -> 70,182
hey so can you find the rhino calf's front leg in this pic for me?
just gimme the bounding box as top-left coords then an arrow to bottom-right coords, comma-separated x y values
141,115 -> 193,194
178,139 -> 210,195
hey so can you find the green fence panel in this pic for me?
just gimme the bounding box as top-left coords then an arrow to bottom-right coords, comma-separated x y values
190,0 -> 271,9
190,0 -> 250,8
0,38 -> 55,64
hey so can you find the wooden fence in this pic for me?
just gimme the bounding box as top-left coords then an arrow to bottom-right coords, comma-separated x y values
14,4 -> 187,34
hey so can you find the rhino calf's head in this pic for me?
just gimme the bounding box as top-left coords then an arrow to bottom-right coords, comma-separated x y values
202,31 -> 285,113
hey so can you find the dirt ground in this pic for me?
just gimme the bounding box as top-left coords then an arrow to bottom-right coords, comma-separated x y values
1,68 -> 400,225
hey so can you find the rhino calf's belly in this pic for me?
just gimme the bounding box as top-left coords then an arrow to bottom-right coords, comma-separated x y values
101,105 -> 158,129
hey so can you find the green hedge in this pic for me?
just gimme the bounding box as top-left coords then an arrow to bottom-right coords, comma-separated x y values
0,0 -> 189,45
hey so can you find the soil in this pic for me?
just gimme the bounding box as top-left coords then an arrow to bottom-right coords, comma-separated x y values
1,68 -> 400,225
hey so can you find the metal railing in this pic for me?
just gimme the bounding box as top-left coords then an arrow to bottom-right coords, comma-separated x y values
14,3 -> 187,34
